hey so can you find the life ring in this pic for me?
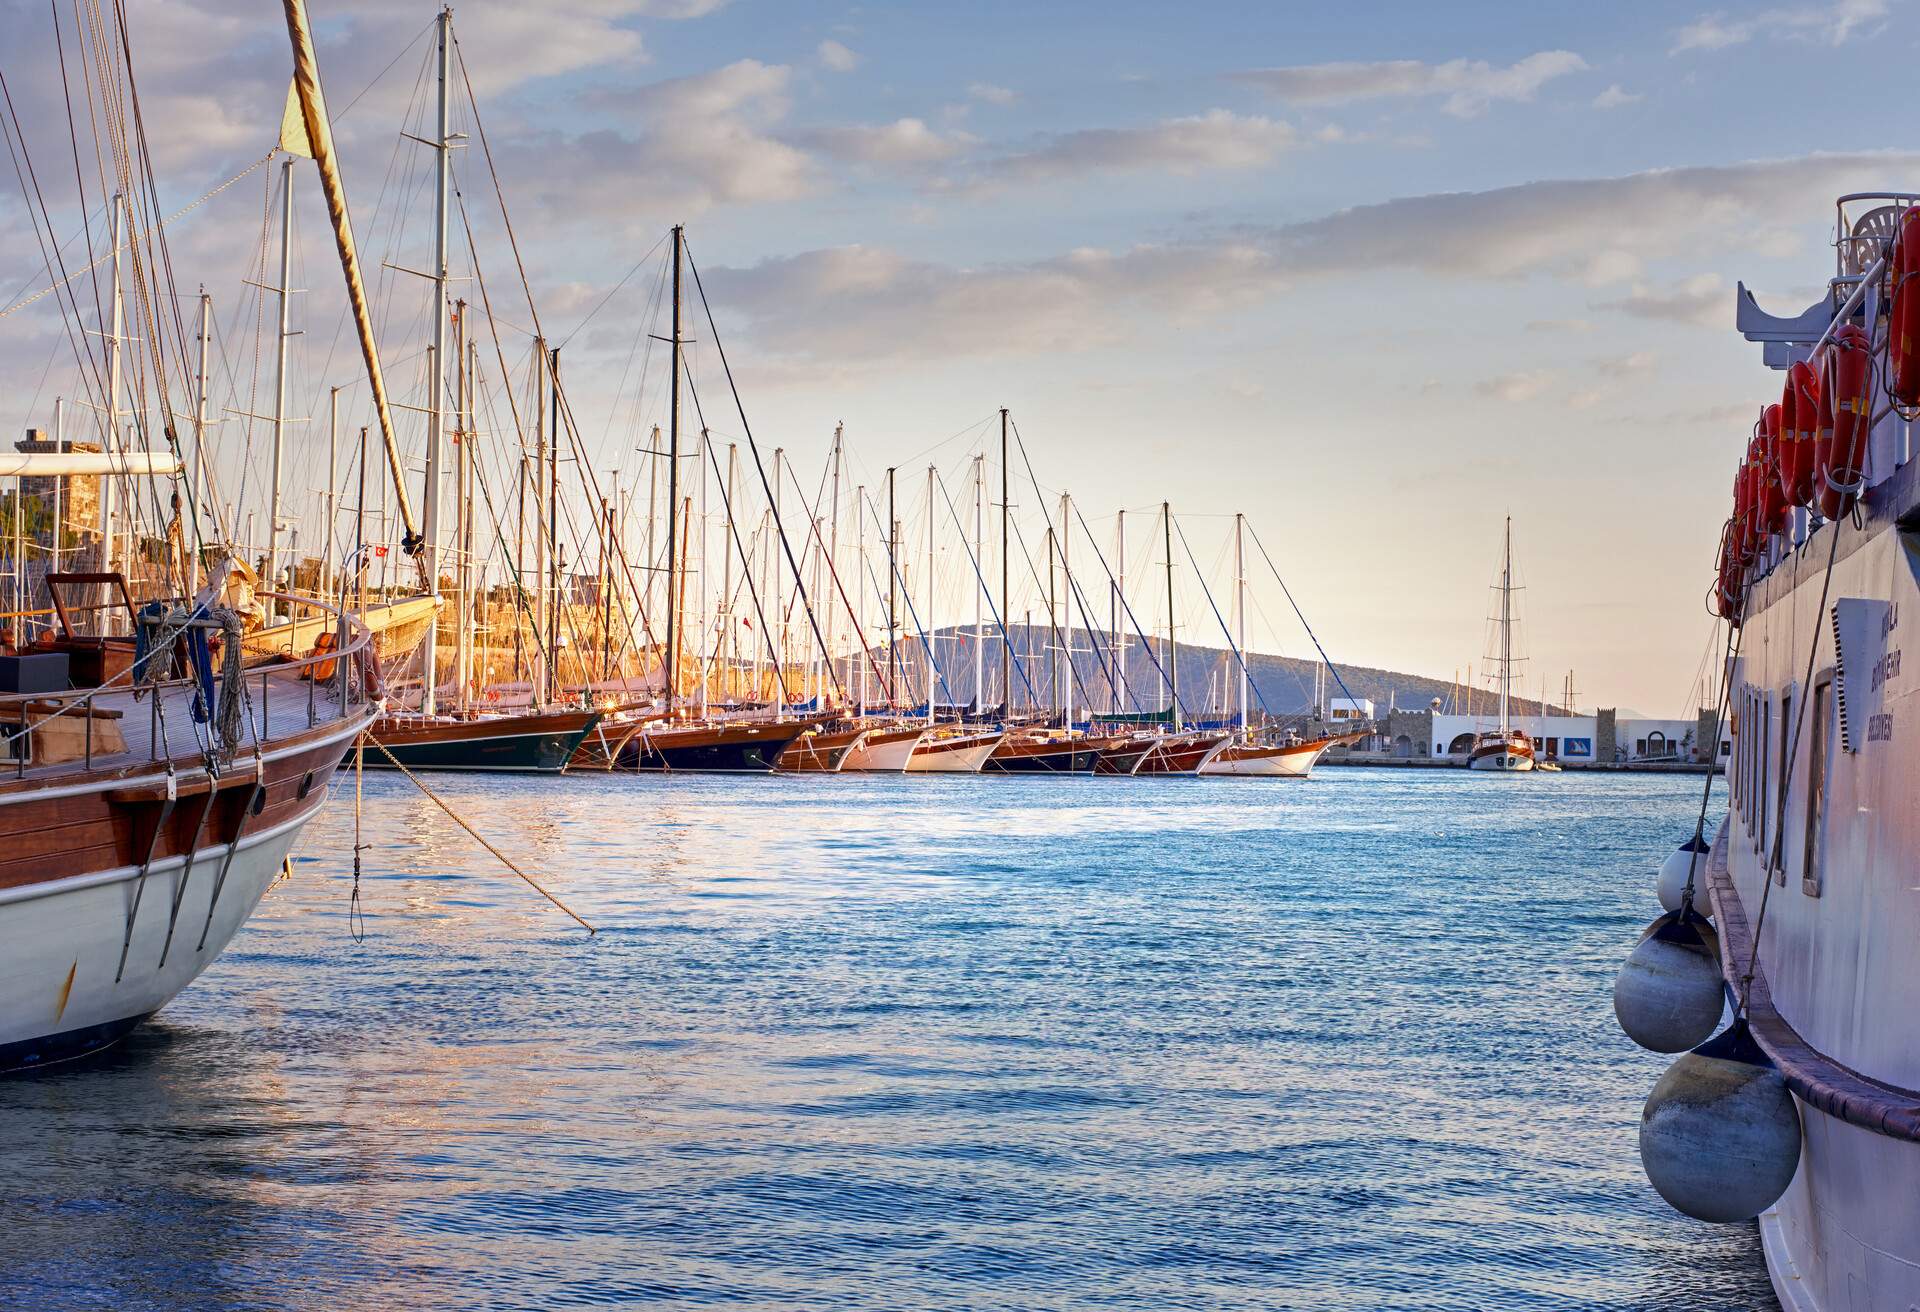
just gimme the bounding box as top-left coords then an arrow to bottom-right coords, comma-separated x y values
1816,322 -> 1873,519
1891,208 -> 1920,408
1757,404 -> 1787,539
1778,360 -> 1819,508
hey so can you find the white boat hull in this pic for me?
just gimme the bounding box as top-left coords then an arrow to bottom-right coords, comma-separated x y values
841,728 -> 925,772
0,813 -> 307,1070
904,733 -> 1004,773
1199,740 -> 1337,778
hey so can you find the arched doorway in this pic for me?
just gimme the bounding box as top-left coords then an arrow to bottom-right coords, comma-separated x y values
1447,732 -> 1476,755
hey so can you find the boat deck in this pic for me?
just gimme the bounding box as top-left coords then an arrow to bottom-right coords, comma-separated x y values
0,661 -> 362,788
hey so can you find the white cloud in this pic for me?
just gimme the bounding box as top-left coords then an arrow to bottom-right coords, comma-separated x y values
817,39 -> 861,73
1672,0 -> 1888,52
1594,350 -> 1658,377
968,82 -> 1018,106
1230,51 -> 1587,117
1592,84 -> 1641,109
699,152 -> 1918,370
1594,274 -> 1728,328
973,110 -> 1298,186
1476,370 -> 1558,403
811,118 -> 969,166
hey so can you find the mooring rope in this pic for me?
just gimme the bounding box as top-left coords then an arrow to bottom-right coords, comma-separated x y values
361,734 -> 596,934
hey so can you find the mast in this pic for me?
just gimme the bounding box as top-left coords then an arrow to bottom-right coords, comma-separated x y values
530,341 -> 546,707
1234,511 -> 1246,739
419,5 -> 452,713
1499,515 -> 1512,735
972,454 -> 984,715
102,195 -> 123,615
324,384 -> 339,598
772,447 -> 785,719
723,444 -> 737,702
453,303 -> 471,711
999,408 -> 1011,715
1046,527 -> 1057,718
268,157 -> 294,598
1164,501 -> 1179,732
193,289 -> 211,559
925,464 -> 935,726
827,426 -> 843,706
1113,509 -> 1124,715
280,0 -> 424,582
665,224 -> 683,717
1061,493 -> 1073,730
855,483 -> 867,715
548,346 -> 562,703
697,430 -> 709,716
886,466 -> 897,708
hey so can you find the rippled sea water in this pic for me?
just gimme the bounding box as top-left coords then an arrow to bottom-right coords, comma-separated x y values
0,766 -> 1772,1311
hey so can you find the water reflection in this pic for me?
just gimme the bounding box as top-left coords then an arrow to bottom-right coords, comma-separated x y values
0,770 -> 1772,1310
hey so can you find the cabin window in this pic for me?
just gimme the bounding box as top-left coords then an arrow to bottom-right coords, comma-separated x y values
1774,692 -> 1792,886
1803,678 -> 1831,897
1758,696 -> 1770,856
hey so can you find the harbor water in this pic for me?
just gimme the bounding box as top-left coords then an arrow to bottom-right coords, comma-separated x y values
0,769 -> 1773,1310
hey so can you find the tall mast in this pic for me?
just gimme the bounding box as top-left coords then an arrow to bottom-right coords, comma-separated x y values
826,423 -> 843,704
530,340 -> 546,707
548,346 -> 562,703
697,430 -> 710,716
102,195 -> 124,609
1061,492 -> 1072,731
665,224 -> 684,717
723,444 -> 738,702
886,466 -> 898,708
268,157 -> 295,598
193,289 -> 211,560
1045,527 -> 1057,717
1164,502 -> 1179,732
925,464 -> 935,726
417,5 -> 453,712
855,482 -> 867,714
973,454 -> 984,714
773,447 -> 785,720
453,303 -> 472,710
1234,511 -> 1246,738
999,408 -> 1011,715
1499,515 -> 1512,734
325,384 -> 339,598
1113,510 -> 1124,715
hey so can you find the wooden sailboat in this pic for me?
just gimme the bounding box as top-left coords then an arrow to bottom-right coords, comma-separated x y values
2,0 -> 380,1069
353,13 -> 603,773
1200,513 -> 1358,778
1467,517 -> 1536,773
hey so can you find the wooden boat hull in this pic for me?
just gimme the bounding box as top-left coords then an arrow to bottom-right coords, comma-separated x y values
776,726 -> 869,773
904,731 -> 1005,774
1092,737 -> 1157,776
620,720 -> 812,773
983,735 -> 1115,774
840,724 -> 926,772
0,707 -> 372,1072
570,717 -> 652,771
364,709 -> 602,774
1199,732 -> 1361,778
1133,732 -> 1232,776
1468,733 -> 1536,772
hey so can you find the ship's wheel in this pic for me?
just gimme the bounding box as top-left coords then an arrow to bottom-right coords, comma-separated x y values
1844,205 -> 1904,276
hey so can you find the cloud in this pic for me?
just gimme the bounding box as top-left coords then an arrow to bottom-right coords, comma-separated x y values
972,110 -> 1298,187
697,152 -> 1917,371
817,39 -> 861,73
1229,51 -> 1587,117
514,61 -> 816,226
1592,84 -> 1641,109
1672,0 -> 1888,52
1595,274 -> 1728,328
810,118 -> 969,166
1593,350 -> 1658,377
1476,370 -> 1558,403
968,82 -> 1018,106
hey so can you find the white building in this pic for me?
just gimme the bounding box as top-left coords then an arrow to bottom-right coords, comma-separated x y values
1328,697 -> 1374,723
1427,712 -> 1729,764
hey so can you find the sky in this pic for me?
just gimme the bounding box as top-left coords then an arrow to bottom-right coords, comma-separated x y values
0,0 -> 1911,715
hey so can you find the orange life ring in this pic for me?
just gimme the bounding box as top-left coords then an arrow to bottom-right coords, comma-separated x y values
1778,360 -> 1819,508
305,628 -> 339,683
1816,322 -> 1873,519
1892,209 -> 1920,407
